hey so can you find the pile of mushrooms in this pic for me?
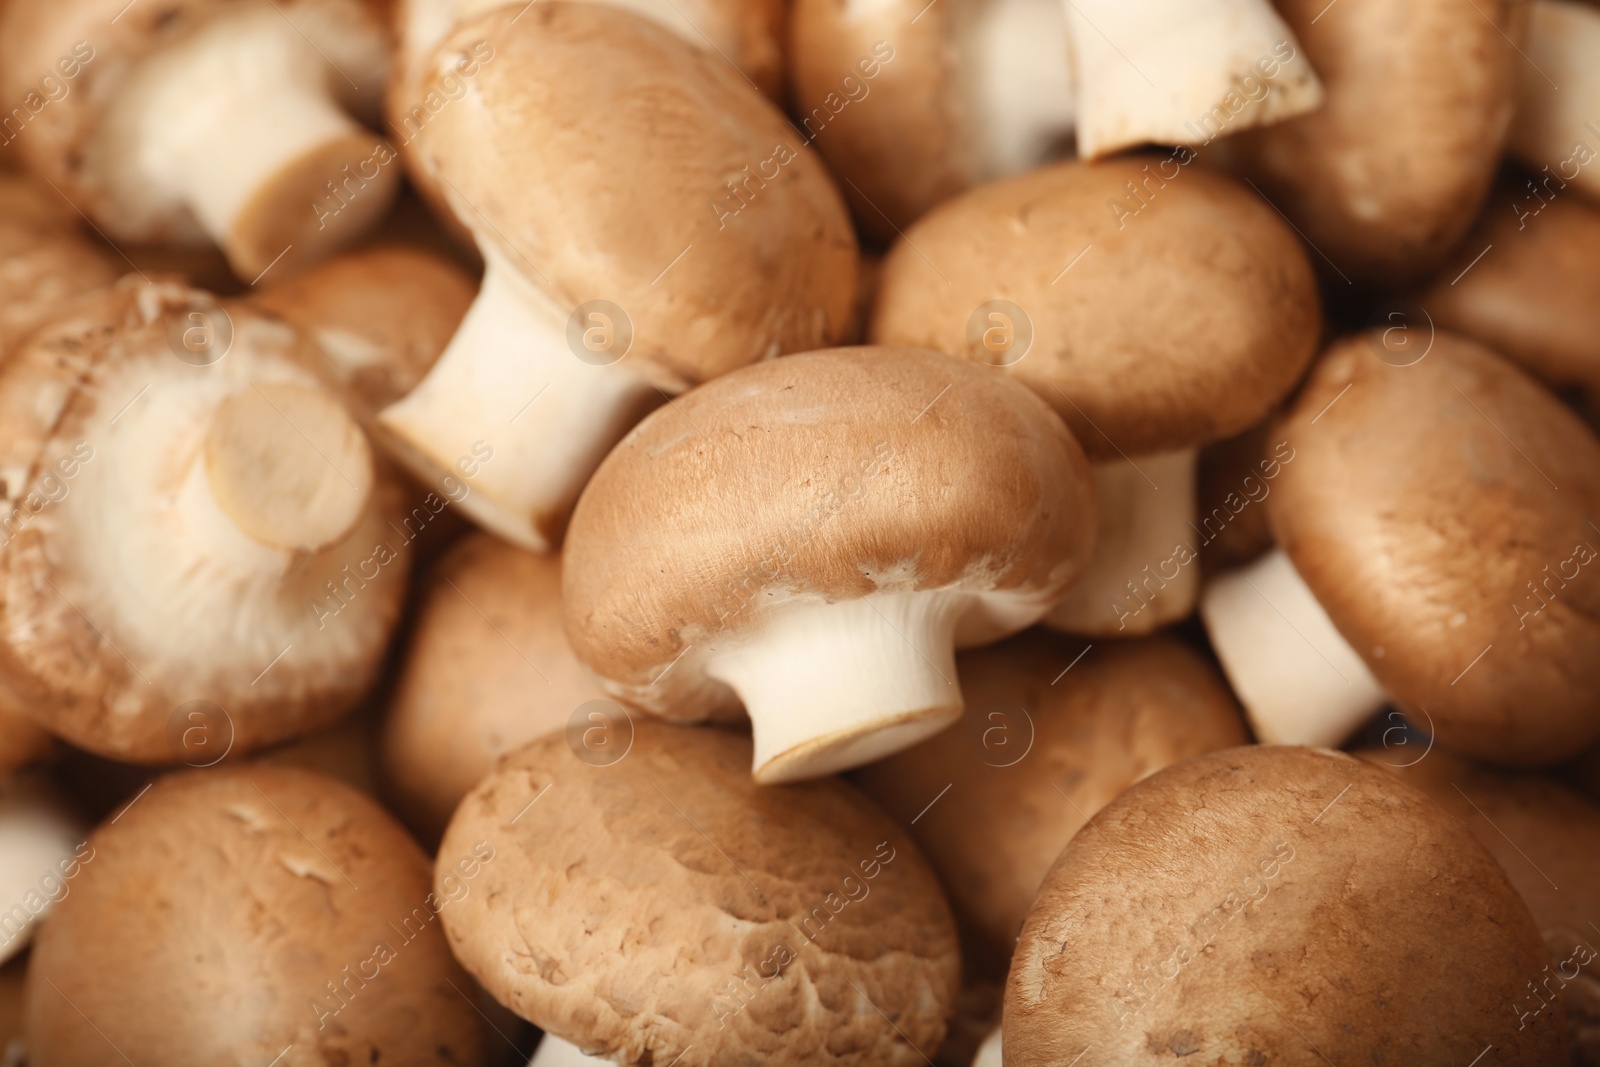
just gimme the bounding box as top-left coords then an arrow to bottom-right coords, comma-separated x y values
0,0 -> 1595,1063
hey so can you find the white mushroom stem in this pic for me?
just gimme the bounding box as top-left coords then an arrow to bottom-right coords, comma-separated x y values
707,589 -> 1044,783
528,1036 -> 614,1067
1065,0 -> 1324,159
972,1027 -> 1004,1067
960,0 -> 1077,177
1509,0 -> 1600,202
1200,547 -> 1387,747
0,775 -> 85,964
377,250 -> 659,553
1046,449 -> 1199,636
110,5 -> 397,276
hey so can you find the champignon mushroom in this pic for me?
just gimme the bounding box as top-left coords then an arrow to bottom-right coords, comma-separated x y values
1005,745 -> 1569,1064
0,278 -> 409,761
1417,176 -> 1600,418
378,3 -> 857,552
789,0 -> 1321,239
0,0 -> 397,280
870,158 -> 1319,636
1218,0 -> 1530,282
26,764 -> 487,1064
1358,747 -> 1600,1059
562,346 -> 1097,783
251,244 -> 475,428
0,773 -> 84,965
0,204 -> 119,357
438,721 -> 961,1065
854,632 -> 1247,977
1508,0 -> 1600,204
381,532 -> 605,844
1200,331 -> 1600,765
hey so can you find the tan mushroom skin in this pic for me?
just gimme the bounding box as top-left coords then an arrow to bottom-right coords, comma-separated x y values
438,723 -> 961,1066
1005,746 -> 1568,1064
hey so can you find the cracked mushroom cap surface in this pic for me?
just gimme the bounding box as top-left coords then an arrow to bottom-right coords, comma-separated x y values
1357,746 -> 1600,1059
853,633 -> 1248,978
1005,745 -> 1567,1065
1270,331 -> 1600,766
406,2 -> 858,393
0,278 -> 409,761
870,158 -> 1320,459
25,763 -> 486,1066
1220,0 -> 1529,283
0,0 -> 392,243
438,722 -> 961,1066
381,532 -> 606,845
561,346 -> 1096,718
251,243 -> 474,424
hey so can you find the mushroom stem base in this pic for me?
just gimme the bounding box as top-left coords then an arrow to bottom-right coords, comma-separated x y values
1200,547 -> 1387,747
973,1028 -> 1004,1067
961,0 -> 1076,177
529,1035 -> 612,1066
1047,449 -> 1199,636
376,253 -> 659,552
708,592 -> 968,783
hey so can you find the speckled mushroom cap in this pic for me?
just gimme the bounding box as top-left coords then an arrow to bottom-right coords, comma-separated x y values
252,244 -> 474,424
438,722 -> 961,1065
1219,0 -> 1529,283
405,2 -> 857,394
562,347 -> 1096,762
870,158 -> 1320,459
25,764 -> 486,1065
1418,178 -> 1600,407
0,278 -> 409,761
1269,331 -> 1600,766
0,0 -> 392,259
381,532 -> 606,844
1005,746 -> 1568,1064
1358,747 -> 1600,1059
853,632 -> 1247,978
0,212 -> 120,356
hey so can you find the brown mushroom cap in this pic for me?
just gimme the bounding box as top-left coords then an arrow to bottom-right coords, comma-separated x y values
1270,331 -> 1600,765
1358,747 -> 1600,1059
381,532 -> 605,844
0,708 -> 54,783
853,632 -> 1247,978
1219,0 -> 1529,283
251,244 -> 474,424
26,763 -> 486,1065
0,279 -> 409,761
1005,745 -> 1568,1064
562,346 -> 1095,717
406,2 -> 857,393
1417,177 -> 1600,408
870,158 -> 1320,459
0,213 -> 120,356
438,721 -> 961,1065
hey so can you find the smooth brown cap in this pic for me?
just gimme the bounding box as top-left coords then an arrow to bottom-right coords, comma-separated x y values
438,721 -> 961,1064
1418,176 -> 1600,404
853,632 -> 1247,978
251,243 -> 474,424
407,2 -> 858,392
0,215 -> 120,355
381,533 -> 606,844
1219,0 -> 1529,283
788,1 -> 973,239
1006,746 -> 1567,1064
1270,331 -> 1600,765
870,158 -> 1320,459
562,346 -> 1096,711
25,763 -> 486,1065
